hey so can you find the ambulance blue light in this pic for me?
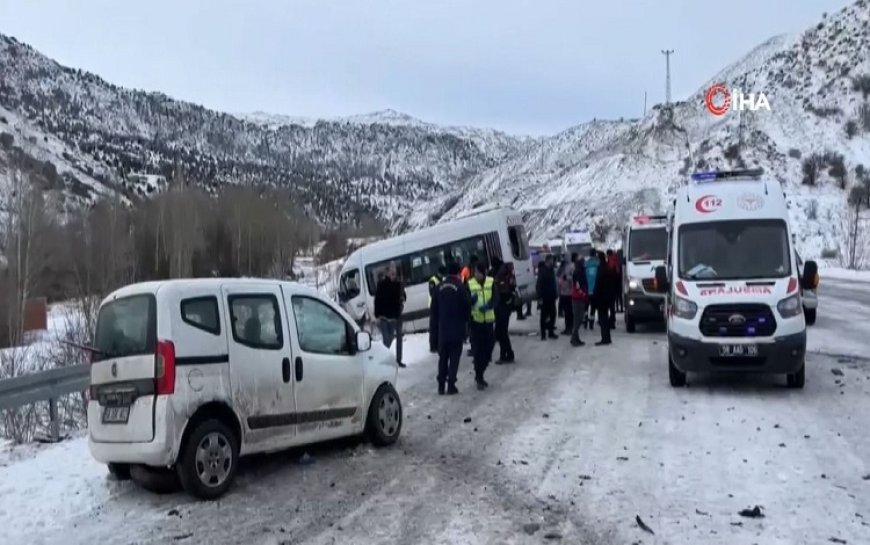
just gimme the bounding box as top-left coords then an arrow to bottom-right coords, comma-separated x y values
691,168 -> 765,182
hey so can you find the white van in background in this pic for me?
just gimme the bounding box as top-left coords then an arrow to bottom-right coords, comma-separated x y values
337,207 -> 534,331
621,215 -> 668,332
652,169 -> 817,389
87,279 -> 402,499
563,227 -> 592,258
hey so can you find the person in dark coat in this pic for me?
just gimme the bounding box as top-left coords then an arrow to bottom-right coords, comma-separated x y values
536,254 -> 558,340
374,266 -> 407,366
427,266 -> 446,353
431,261 -> 472,395
493,261 -> 517,363
592,251 -> 618,345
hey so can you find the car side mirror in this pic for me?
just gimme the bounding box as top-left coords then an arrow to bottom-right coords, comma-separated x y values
654,266 -> 669,293
801,260 -> 819,290
355,330 -> 372,352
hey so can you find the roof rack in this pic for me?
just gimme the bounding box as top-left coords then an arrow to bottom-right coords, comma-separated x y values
690,168 -> 764,182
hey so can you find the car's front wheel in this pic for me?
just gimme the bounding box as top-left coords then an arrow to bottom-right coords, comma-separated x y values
366,384 -> 403,446
177,419 -> 239,500
804,307 -> 817,326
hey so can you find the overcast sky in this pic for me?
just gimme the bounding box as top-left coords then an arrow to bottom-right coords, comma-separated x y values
0,0 -> 850,135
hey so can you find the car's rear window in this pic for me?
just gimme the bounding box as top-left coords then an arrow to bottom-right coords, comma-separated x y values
94,294 -> 157,361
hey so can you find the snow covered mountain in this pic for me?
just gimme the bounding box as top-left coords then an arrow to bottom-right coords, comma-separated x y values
0,34 -> 528,225
411,0 -> 870,259
1,0 -> 868,260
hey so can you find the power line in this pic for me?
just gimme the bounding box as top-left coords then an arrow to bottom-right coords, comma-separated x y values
661,49 -> 674,105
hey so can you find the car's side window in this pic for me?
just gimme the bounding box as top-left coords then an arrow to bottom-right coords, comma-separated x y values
291,296 -> 351,355
228,294 -> 283,350
180,296 -> 221,335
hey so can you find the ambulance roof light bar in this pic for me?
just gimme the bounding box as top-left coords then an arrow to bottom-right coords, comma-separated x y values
691,168 -> 764,183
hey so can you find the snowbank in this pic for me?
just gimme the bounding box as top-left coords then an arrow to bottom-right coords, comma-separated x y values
820,267 -> 870,283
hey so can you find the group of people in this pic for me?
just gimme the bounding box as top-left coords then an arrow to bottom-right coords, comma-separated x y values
535,248 -> 623,346
374,246 -> 623,396
429,255 -> 519,395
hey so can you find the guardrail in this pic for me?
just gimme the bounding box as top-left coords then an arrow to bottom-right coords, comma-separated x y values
0,364 -> 90,442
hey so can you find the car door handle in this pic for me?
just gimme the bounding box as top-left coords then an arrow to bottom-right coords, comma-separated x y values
282,357 -> 291,383
295,357 -> 303,382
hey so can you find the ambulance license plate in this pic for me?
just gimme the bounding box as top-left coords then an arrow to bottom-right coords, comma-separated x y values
719,344 -> 758,357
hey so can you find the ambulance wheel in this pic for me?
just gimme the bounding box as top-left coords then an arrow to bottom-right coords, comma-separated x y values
669,354 -> 686,387
787,363 -> 805,389
803,307 -> 816,326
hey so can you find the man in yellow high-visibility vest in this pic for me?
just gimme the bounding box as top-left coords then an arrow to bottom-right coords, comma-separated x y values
427,266 -> 445,353
467,263 -> 496,390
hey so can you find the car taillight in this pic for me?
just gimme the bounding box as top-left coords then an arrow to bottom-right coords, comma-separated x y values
155,339 -> 176,395
787,277 -> 798,294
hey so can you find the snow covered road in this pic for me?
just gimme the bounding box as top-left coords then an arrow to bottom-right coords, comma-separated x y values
1,285 -> 869,545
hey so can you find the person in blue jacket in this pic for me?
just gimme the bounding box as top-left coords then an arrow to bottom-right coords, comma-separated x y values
430,260 -> 472,395
584,248 -> 601,329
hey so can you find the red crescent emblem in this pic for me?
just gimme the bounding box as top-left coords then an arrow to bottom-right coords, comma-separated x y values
705,83 -> 731,116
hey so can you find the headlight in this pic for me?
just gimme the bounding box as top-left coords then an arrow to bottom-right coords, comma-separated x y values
628,278 -> 640,290
777,294 -> 802,318
673,296 -> 698,320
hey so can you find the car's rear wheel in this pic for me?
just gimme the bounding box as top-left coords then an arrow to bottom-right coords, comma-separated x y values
669,353 -> 687,387
177,419 -> 239,500
787,362 -> 806,389
804,307 -> 817,326
130,464 -> 180,494
107,462 -> 131,481
367,384 -> 402,446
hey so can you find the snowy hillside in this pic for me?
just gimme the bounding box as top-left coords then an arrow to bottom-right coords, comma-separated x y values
413,0 -> 870,259
0,35 -> 527,225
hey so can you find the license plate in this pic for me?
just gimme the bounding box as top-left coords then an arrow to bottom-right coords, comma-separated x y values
719,344 -> 758,357
102,406 -> 130,424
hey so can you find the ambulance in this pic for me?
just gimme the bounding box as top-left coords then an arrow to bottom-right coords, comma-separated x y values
621,215 -> 668,332
652,169 -> 818,388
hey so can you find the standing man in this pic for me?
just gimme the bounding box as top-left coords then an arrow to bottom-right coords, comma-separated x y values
536,254 -> 558,340
374,266 -> 407,367
427,266 -> 446,353
431,261 -> 471,395
558,254 -> 576,335
584,248 -> 601,329
606,250 -> 620,328
570,254 -> 589,346
615,249 -> 625,313
467,263 -> 496,390
493,261 -> 517,364
593,251 -> 616,346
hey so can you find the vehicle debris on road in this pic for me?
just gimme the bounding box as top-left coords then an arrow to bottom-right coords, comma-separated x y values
738,505 -> 765,518
635,515 -> 655,535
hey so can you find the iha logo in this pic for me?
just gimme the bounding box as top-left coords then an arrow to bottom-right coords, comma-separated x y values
705,83 -> 771,116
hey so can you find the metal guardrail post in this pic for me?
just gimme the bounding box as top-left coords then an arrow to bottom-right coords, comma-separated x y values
49,396 -> 59,442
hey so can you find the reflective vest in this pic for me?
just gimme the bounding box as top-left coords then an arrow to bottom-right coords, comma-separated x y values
427,275 -> 442,307
468,276 -> 495,323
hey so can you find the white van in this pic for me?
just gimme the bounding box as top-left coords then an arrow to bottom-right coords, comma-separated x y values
563,227 -> 592,258
337,206 -> 534,330
652,169 -> 817,388
621,215 -> 668,332
87,278 -> 402,499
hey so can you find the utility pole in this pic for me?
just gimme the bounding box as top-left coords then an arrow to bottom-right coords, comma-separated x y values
643,91 -> 647,117
661,49 -> 674,105
540,136 -> 544,170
